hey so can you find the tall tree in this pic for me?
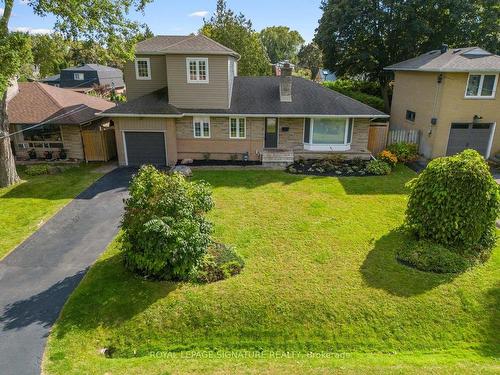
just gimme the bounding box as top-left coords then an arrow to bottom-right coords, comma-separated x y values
297,42 -> 323,80
201,0 -> 270,76
0,0 -> 152,187
259,26 -> 304,64
30,34 -> 68,78
315,0 -> 500,112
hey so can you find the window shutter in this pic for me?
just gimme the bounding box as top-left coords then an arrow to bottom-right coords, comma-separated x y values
304,118 -> 311,143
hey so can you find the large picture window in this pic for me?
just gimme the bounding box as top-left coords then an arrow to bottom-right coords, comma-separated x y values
186,58 -> 209,83
304,118 -> 353,151
465,74 -> 497,98
20,124 -> 64,149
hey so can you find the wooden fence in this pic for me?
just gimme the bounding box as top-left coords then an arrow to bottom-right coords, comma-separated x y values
367,122 -> 389,154
81,127 -> 116,162
387,128 -> 420,145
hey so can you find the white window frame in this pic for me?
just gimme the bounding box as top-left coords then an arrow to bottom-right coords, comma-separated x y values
73,73 -> 84,81
135,58 -> 151,80
193,117 -> 211,138
464,73 -> 498,99
229,118 -> 246,139
186,57 -> 209,84
303,118 -> 353,151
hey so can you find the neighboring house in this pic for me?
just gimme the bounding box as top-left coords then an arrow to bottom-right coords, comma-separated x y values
315,69 -> 337,83
41,64 -> 125,93
385,46 -> 500,159
8,82 -> 116,161
101,34 -> 387,167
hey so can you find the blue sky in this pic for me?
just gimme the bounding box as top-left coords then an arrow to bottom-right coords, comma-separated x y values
4,0 -> 323,42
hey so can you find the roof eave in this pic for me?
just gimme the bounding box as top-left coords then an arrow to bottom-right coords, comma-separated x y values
136,50 -> 240,58
99,112 -> 388,118
384,67 -> 500,73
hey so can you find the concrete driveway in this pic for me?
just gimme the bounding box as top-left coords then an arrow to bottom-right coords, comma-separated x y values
0,167 -> 133,375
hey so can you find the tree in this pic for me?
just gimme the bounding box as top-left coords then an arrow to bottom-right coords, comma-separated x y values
30,34 -> 68,78
297,42 -> 323,80
201,0 -> 270,76
315,0 -> 500,112
0,0 -> 153,187
259,26 -> 304,64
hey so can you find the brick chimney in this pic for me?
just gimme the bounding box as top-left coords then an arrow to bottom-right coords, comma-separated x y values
279,62 -> 292,102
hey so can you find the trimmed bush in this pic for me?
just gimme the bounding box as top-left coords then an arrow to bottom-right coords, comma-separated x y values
24,164 -> 50,176
121,165 -> 214,280
405,150 -> 499,252
322,80 -> 385,112
377,150 -> 397,168
387,142 -> 419,163
396,239 -> 470,273
366,160 -> 391,175
191,242 -> 245,283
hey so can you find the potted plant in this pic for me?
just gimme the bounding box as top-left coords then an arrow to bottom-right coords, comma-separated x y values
28,148 -> 37,159
44,150 -> 53,160
59,148 -> 67,160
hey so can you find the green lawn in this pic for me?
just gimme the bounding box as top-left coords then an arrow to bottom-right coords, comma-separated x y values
0,164 -> 103,260
44,166 -> 500,374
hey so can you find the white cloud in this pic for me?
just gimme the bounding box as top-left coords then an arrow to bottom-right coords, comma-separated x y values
13,26 -> 53,34
189,10 -> 209,17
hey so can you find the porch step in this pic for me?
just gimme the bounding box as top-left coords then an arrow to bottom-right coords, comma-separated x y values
261,149 -> 294,163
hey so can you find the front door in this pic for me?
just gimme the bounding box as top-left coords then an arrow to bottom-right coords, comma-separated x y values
265,118 -> 278,148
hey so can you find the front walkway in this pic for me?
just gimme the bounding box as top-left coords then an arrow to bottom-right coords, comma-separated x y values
0,168 -> 133,375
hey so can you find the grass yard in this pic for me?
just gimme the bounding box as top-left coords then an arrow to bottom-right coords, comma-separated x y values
0,164 -> 103,260
44,166 -> 500,374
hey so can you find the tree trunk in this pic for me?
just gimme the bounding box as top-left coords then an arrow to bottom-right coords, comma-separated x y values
0,90 -> 20,188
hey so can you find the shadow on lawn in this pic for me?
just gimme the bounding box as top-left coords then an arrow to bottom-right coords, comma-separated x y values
360,229 -> 457,297
1,253 -> 175,338
479,284 -> 500,358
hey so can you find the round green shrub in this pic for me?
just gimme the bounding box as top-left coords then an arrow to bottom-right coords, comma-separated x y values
121,165 -> 214,280
366,160 -> 391,175
405,149 -> 499,252
24,164 -> 50,176
396,239 -> 470,273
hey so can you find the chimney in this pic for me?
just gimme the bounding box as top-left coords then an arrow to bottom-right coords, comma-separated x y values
280,61 -> 292,102
440,44 -> 448,54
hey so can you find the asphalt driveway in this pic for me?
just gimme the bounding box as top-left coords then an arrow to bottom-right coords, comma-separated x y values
0,167 -> 133,375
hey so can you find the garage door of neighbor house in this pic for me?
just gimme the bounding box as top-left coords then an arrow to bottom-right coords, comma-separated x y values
124,131 -> 166,166
446,123 -> 494,157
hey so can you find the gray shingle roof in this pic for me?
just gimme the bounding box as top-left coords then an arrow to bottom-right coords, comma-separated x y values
385,47 -> 500,72
136,34 -> 240,58
103,77 -> 386,117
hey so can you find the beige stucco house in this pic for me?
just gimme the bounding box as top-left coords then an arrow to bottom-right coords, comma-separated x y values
386,46 -> 500,159
102,34 -> 388,167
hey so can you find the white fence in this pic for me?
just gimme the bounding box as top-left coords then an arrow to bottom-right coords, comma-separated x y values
388,128 -> 420,145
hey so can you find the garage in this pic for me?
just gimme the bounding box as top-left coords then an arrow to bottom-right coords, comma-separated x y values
124,131 -> 166,166
446,123 -> 494,157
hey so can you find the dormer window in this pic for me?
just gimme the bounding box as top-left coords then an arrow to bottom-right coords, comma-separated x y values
135,58 -> 151,80
186,58 -> 209,83
465,73 -> 497,98
74,73 -> 84,81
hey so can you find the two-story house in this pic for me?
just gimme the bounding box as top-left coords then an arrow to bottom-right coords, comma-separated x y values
385,46 -> 500,159
42,64 -> 125,93
102,34 -> 387,167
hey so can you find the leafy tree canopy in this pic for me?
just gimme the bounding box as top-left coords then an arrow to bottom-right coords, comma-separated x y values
201,0 -> 270,76
297,42 -> 323,79
315,0 -> 500,110
259,26 -> 304,64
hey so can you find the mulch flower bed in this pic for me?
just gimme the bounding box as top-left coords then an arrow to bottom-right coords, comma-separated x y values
286,158 -> 375,177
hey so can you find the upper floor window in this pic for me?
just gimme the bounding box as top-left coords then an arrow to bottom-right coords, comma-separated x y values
230,118 -> 246,139
135,58 -> 151,80
465,73 -> 497,98
193,117 -> 210,138
187,58 -> 209,83
74,73 -> 84,81
406,110 -> 416,122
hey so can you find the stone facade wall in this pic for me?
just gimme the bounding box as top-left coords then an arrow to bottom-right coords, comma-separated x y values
278,118 -> 304,150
